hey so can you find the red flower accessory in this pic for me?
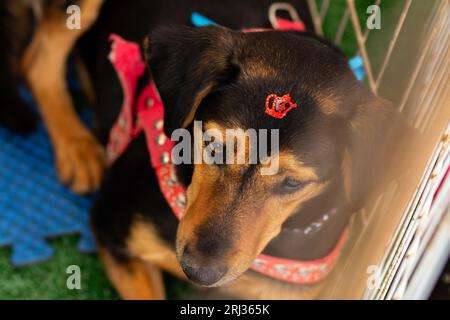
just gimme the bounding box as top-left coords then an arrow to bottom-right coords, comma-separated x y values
265,93 -> 298,119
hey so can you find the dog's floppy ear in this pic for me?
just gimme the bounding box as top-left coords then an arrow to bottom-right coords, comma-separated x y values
343,95 -> 407,210
144,25 -> 241,136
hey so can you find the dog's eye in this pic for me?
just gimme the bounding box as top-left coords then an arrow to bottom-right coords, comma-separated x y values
283,177 -> 303,190
273,177 -> 305,195
205,142 -> 222,156
204,141 -> 223,162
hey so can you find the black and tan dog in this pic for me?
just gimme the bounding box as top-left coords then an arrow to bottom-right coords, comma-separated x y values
1,0 -> 406,299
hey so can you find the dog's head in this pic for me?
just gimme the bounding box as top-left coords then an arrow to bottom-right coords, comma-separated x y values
145,26 -> 403,287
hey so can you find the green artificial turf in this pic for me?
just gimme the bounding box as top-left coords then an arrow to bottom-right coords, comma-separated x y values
0,236 -> 118,300
0,1 -> 381,300
0,235 -> 193,299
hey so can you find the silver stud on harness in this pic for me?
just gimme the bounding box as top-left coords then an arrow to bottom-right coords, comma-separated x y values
161,152 -> 170,164
118,116 -> 127,129
154,120 -> 164,130
156,134 -> 166,146
146,98 -> 154,108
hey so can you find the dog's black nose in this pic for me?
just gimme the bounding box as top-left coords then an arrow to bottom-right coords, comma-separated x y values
180,251 -> 228,286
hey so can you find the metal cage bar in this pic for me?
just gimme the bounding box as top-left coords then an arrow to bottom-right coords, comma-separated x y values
334,8 -> 350,45
346,0 -> 377,92
307,0 -> 324,35
307,0 -> 450,300
374,0 -> 412,90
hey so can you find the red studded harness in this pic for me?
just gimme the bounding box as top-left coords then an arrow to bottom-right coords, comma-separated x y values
106,21 -> 348,285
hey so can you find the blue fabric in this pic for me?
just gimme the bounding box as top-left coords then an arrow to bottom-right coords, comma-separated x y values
191,12 -> 217,27
0,87 -> 96,267
348,55 -> 366,81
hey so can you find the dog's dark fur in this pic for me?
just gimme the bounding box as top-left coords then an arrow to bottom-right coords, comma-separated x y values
2,0 -> 406,299
0,0 -> 37,133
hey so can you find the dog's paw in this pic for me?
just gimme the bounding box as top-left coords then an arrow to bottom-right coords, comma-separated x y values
54,131 -> 106,194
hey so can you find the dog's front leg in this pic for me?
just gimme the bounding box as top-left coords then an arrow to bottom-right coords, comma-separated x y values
98,247 -> 166,300
22,0 -> 104,194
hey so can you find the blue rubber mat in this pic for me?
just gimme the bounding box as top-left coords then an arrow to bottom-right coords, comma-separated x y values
0,88 -> 97,267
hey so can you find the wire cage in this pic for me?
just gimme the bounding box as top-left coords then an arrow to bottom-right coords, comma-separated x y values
303,0 -> 449,299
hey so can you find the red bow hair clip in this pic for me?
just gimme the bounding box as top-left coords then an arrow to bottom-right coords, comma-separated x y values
265,93 -> 298,119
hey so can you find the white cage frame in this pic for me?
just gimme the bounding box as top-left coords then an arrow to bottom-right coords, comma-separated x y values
304,0 -> 450,299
